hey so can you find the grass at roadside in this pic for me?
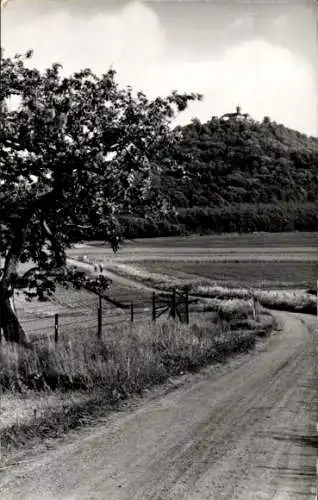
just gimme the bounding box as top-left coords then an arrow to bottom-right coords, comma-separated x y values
0,312 -> 277,461
193,285 -> 316,315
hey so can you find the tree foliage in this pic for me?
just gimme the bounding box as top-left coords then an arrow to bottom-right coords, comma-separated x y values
0,50 -> 201,344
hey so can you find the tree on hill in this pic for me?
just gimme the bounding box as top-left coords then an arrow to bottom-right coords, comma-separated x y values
162,111 -> 318,208
0,50 -> 201,346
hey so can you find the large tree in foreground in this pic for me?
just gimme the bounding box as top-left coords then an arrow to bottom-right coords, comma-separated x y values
0,50 -> 201,346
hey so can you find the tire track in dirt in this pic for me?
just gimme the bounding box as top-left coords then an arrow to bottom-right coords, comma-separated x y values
126,334 -> 313,499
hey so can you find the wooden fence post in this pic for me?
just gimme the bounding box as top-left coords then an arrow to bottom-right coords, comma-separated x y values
171,288 -> 176,320
98,295 -> 102,338
152,292 -> 156,322
130,302 -> 134,323
252,295 -> 260,321
252,295 -> 256,320
54,313 -> 59,343
184,286 -> 189,325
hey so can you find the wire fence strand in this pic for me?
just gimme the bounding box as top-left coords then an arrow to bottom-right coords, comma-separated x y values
17,286 -> 193,344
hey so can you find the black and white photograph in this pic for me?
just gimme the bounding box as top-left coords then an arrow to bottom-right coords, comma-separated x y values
0,0 -> 317,498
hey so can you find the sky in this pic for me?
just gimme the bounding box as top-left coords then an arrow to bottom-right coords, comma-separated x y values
2,0 -> 318,136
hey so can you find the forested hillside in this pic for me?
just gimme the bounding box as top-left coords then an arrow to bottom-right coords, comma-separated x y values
116,114 -> 318,238
170,115 -> 318,206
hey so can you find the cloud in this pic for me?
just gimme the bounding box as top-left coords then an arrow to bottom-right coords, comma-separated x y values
3,1 -> 167,71
2,0 -> 316,136
118,39 -> 315,135
232,15 -> 255,31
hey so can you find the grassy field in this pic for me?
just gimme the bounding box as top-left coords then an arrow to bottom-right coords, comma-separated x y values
69,232 -> 318,264
108,260 -> 317,290
86,231 -> 318,249
104,262 -> 316,314
20,231 -> 312,340
15,280 -> 153,344
14,232 -> 317,343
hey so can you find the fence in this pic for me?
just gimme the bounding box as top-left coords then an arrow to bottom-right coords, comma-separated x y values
12,283 -> 262,345
151,287 -> 190,323
22,286 -> 192,344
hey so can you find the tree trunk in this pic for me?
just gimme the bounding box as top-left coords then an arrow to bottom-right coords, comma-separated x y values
0,290 -> 30,347
0,189 -> 55,348
0,214 -> 31,347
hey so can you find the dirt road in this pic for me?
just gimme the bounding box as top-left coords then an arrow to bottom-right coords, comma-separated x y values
1,312 -> 317,500
67,257 -> 162,294
69,245 -> 318,262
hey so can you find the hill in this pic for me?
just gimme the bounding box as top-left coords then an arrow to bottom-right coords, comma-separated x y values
114,112 -> 318,238
169,112 -> 318,207
77,111 -> 317,241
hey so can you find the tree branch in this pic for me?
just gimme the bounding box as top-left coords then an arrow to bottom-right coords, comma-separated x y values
64,222 -> 91,229
20,266 -> 39,280
1,190 -> 56,290
42,218 -> 53,238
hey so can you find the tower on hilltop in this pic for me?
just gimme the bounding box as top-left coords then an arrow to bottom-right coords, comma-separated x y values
220,105 -> 250,122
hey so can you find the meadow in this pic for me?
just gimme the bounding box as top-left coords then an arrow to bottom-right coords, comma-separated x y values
14,232 -> 316,343
85,231 -> 318,249
106,260 -> 317,290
